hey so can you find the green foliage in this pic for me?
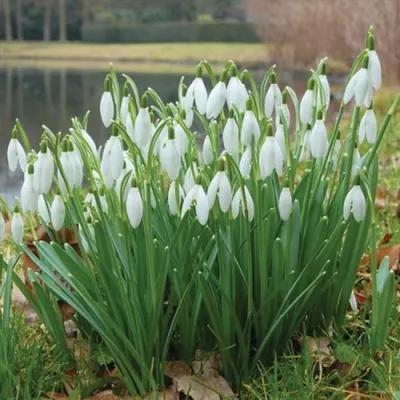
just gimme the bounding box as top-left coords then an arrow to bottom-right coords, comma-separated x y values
81,22 -> 261,43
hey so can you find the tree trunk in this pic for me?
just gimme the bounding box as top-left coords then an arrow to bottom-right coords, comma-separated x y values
16,0 -> 23,40
3,0 -> 13,41
58,0 -> 67,41
43,0 -> 52,41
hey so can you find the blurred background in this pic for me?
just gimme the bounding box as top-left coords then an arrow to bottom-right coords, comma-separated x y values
0,0 -> 398,202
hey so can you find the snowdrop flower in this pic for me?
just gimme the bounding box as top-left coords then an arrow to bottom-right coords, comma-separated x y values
80,129 -> 97,157
239,146 -> 252,179
126,179 -> 143,228
278,186 -> 292,221
168,181 -> 185,216
343,183 -> 366,222
181,176 -> 209,225
206,71 -> 227,119
184,163 -> 198,194
300,124 -> 312,161
310,111 -> 329,158
202,135 -> 214,166
38,194 -> 51,224
241,98 -> 260,146
317,61 -> 331,110
100,77 -> 114,128
275,120 -> 286,161
300,78 -> 314,125
120,85 -> 130,125
180,84 -> 194,128
51,194 -> 65,231
351,145 -> 362,179
58,139 -> 76,193
70,141 -> 83,187
276,89 -> 290,128
332,134 -> 342,168
226,66 -> 247,111
21,164 -> 38,213
188,65 -> 208,115
264,72 -> 282,118
349,291 -> 359,313
367,34 -> 381,90
135,95 -> 152,148
343,55 -> 370,107
223,110 -> 239,159
126,112 -> 135,141
359,106 -> 377,144
7,129 -> 26,173
115,160 -> 134,201
33,141 -> 54,195
174,118 -> 189,156
207,159 -> 232,212
232,185 -> 254,221
11,204 -> 24,243
260,124 -> 283,179
0,213 -> 5,242
160,126 -> 181,180
100,128 -> 124,187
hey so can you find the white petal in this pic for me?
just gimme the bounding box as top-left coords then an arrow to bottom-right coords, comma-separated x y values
310,120 -> 328,158
202,136 -> 214,166
351,186 -> 366,222
275,124 -> 286,161
243,186 -> 254,221
16,141 -> 27,173
160,140 -> 180,180
260,136 -> 283,179
368,50 -> 382,90
168,181 -> 184,216
343,71 -> 359,104
363,82 -> 373,108
300,90 -> 313,125
126,115 -> 135,141
223,118 -> 239,155
110,137 -> 124,180
351,149 -> 361,178
181,186 -> 196,218
184,163 -> 198,194
206,82 -> 227,119
81,130 -> 97,156
278,187 -> 292,221
126,187 -> 143,228
195,186 -> 209,225
241,111 -> 260,146
51,195 -> 65,231
0,214 -> 5,242
175,123 -> 189,155
227,77 -> 246,111
11,212 -> 24,243
231,189 -> 241,219
349,291 -> 359,313
239,146 -> 252,179
217,172 -> 232,212
319,74 -> 331,109
120,96 -> 129,125
38,194 -> 51,224
100,92 -> 114,128
355,68 -> 368,107
207,173 -> 219,210
194,78 -> 208,115
7,139 -> 18,172
343,187 -> 354,221
135,108 -> 151,148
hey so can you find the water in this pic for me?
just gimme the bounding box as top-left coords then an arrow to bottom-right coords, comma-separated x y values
0,66 -> 342,206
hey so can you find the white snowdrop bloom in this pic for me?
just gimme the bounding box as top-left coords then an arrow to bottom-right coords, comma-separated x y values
259,134 -> 283,179
241,99 -> 260,146
126,182 -> 143,229
349,291 -> 359,313
181,182 -> 209,225
202,135 -> 214,166
21,164 -> 38,213
359,108 -> 377,144
187,67 -> 208,115
160,128 -> 181,180
120,92 -> 130,126
126,114 -> 135,141
100,78 -> 114,128
207,168 -> 232,213
184,163 -> 198,194
99,192 -> 108,214
7,133 -> 27,173
33,141 -> 54,194
318,69 -> 331,110
223,112 -> 239,157
367,35 -> 382,90
135,104 -> 152,148
332,138 -> 342,168
70,143 -> 83,187
168,181 -> 185,216
51,195 -> 65,231
0,213 -> 5,242
264,72 -> 282,118
11,206 -> 24,243
38,194 -> 51,224
100,132 -> 124,186
300,125 -> 312,161
115,162 -> 134,202
343,185 -> 366,222
239,146 -> 252,179
154,124 -> 168,157
300,78 -> 314,125
232,186 -> 254,221
226,69 -> 247,111
310,113 -> 329,158
275,122 -> 286,161
351,147 -> 362,179
276,103 -> 291,129
278,187 -> 292,221
80,129 -> 97,157
206,80 -> 227,120
174,121 -> 189,156
343,56 -> 370,107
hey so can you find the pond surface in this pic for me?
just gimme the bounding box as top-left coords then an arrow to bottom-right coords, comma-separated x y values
0,66 -> 340,205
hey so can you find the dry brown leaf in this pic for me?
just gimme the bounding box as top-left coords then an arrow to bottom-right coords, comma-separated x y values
303,336 -> 335,367
44,393 -> 68,399
164,360 -> 192,378
376,245 -> 400,271
380,233 -> 393,245
86,390 -> 123,399
135,387 -> 179,400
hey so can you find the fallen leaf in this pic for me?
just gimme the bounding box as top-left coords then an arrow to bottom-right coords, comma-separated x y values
376,245 -> 400,271
135,387 -> 179,400
44,393 -> 68,399
303,336 -> 335,367
380,233 -> 393,245
86,390 -> 123,399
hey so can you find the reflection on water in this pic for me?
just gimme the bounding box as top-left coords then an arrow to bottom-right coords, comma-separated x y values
0,66 -> 341,205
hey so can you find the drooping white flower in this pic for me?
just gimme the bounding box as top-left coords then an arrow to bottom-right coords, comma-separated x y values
154,124 -> 168,157
359,108 -> 377,144
115,159 -> 134,201
239,146 -> 252,179
351,147 -> 362,179
126,113 -> 135,141
206,80 -> 227,120
300,78 -> 314,125
11,206 -> 24,243
7,133 -> 26,173
202,135 -> 214,166
343,56 -> 370,107
184,163 -> 198,194
120,89 -> 130,125
241,98 -> 260,146
226,69 -> 247,111
21,164 -> 38,213
349,291 -> 359,313
100,78 -> 114,128
275,122 -> 286,161
174,121 -> 189,156
367,34 -> 382,90
160,127 -> 181,180
278,187 -> 292,221
310,113 -> 329,158
264,72 -> 282,118
0,213 -> 5,242
260,132 -> 283,179
188,67 -> 208,115
135,102 -> 152,149
180,85 -> 194,128
70,142 -> 83,187
80,129 -> 97,157
181,181 -> 209,225
38,194 -> 51,224
300,125 -> 312,161
207,167 -> 232,213
232,186 -> 254,221
51,194 -> 65,231
126,181 -> 143,228
223,112 -> 239,158
343,184 -> 366,222
318,69 -> 331,110
168,181 -> 185,216
100,132 -> 124,187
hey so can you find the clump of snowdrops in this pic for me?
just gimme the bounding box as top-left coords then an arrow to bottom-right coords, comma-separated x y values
1,29 -> 399,395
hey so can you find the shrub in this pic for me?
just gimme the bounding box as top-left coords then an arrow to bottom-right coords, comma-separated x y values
81,21 -> 261,43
